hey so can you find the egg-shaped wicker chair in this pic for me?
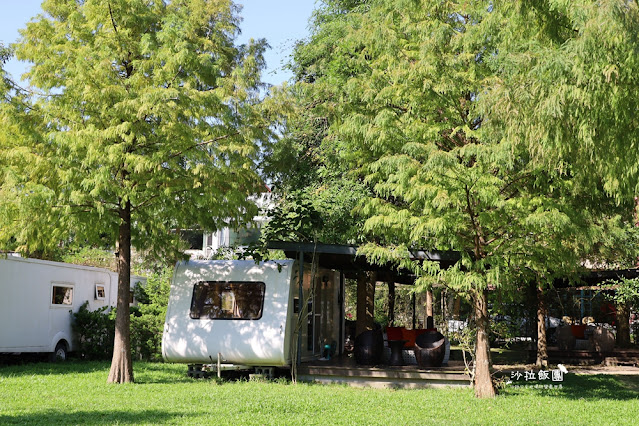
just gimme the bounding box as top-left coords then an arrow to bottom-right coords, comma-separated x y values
414,330 -> 446,368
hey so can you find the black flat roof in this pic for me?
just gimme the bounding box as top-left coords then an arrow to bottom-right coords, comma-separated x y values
266,241 -> 639,287
266,241 -> 458,284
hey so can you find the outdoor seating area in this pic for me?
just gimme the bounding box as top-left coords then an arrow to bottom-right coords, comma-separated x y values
555,323 -> 616,352
542,323 -> 639,366
261,242 -> 639,394
386,326 -> 436,349
352,326 -> 450,369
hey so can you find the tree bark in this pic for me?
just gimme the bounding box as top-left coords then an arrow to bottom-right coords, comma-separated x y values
107,200 -> 134,384
356,271 -> 376,337
616,302 -> 631,348
536,285 -> 548,367
473,289 -> 496,398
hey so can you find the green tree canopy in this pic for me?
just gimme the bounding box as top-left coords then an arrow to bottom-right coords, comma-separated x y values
285,0 -> 636,397
485,0 -> 639,199
262,85 -> 369,245
259,0 -> 375,245
0,0 -> 270,383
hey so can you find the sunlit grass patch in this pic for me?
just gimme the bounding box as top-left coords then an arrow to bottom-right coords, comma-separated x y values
1,361 -> 638,425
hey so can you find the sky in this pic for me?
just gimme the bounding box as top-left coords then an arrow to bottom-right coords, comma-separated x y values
0,0 -> 318,86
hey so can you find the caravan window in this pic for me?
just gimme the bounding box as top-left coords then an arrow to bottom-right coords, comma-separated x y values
190,281 -> 265,320
52,285 -> 73,305
95,284 -> 106,300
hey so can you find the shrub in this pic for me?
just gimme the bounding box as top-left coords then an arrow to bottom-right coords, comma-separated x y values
73,302 -> 115,360
130,267 -> 172,361
73,266 -> 172,361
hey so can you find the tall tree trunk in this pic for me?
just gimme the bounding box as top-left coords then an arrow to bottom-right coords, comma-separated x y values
474,289 -> 496,398
616,302 -> 631,348
356,271 -> 376,337
536,285 -> 548,367
387,282 -> 395,326
107,200 -> 134,384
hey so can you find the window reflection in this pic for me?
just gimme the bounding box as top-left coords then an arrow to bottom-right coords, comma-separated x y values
52,285 -> 73,305
190,281 -> 265,320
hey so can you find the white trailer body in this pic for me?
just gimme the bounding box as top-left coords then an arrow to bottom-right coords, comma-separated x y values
0,255 -> 144,358
162,260 -> 342,367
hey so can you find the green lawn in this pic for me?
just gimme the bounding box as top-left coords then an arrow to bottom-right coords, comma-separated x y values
1,361 -> 638,425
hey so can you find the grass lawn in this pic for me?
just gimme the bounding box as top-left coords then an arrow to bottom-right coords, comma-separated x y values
1,361 -> 638,425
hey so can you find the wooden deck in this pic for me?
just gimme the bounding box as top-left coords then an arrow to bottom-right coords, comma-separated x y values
297,355 -> 471,389
539,347 -> 639,366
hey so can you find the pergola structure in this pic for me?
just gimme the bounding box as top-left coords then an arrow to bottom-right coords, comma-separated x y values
267,241 -> 459,283
266,241 -> 458,342
267,241 -> 639,333
263,241 -> 639,384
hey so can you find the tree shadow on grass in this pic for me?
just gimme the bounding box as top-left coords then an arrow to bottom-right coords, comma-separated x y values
0,361 -> 192,384
0,409 -> 193,425
505,374 -> 639,401
0,361 -> 205,387
558,374 -> 639,400
0,360 -> 110,378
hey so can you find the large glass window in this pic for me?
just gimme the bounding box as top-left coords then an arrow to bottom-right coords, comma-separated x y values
52,285 -> 73,305
190,281 -> 265,320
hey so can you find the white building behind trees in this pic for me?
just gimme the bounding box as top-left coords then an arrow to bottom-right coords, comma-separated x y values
185,191 -> 273,259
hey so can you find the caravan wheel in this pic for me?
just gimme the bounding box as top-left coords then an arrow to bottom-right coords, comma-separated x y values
49,342 -> 68,362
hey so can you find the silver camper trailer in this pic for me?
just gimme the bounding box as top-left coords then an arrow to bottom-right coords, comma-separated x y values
0,255 -> 145,361
162,260 -> 343,377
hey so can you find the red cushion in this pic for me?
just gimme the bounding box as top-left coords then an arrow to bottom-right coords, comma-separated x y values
571,325 -> 586,339
401,328 -> 416,348
386,326 -> 403,341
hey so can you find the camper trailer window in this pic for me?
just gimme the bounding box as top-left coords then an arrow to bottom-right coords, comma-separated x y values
52,285 -> 73,305
95,284 -> 106,300
190,281 -> 265,320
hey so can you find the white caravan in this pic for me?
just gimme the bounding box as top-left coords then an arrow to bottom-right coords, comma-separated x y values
162,260 -> 342,372
0,255 -> 145,360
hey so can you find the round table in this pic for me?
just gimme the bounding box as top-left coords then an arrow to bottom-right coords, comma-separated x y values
388,339 -> 408,366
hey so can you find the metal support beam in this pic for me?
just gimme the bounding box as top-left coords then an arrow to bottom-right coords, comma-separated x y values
297,251 -> 304,367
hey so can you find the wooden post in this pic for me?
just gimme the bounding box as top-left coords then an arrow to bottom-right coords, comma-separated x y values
453,296 -> 461,320
442,289 -> 447,325
426,290 -> 434,317
297,251 -> 304,366
388,282 -> 395,326
356,271 -> 376,337
426,289 -> 434,328
412,293 -> 416,329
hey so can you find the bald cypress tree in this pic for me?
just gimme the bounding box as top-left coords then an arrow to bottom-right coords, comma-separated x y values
2,0 -> 269,383
486,0 -> 639,200
287,0 -> 634,397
